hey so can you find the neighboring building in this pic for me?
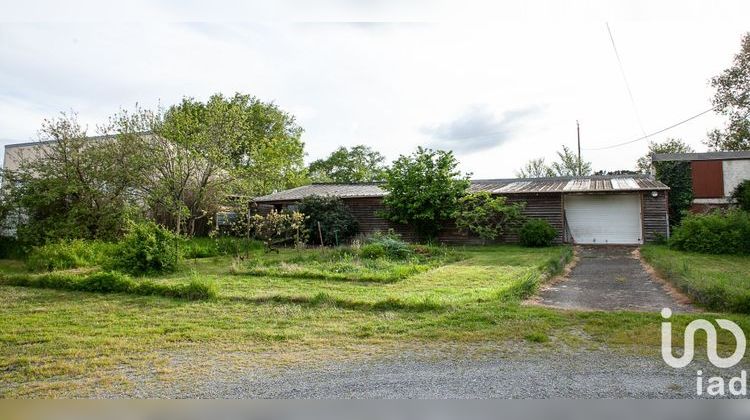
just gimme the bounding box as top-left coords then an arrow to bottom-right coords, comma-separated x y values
652,151 -> 750,212
254,175 -> 670,245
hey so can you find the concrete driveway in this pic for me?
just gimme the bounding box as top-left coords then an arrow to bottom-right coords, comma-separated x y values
536,246 -> 694,312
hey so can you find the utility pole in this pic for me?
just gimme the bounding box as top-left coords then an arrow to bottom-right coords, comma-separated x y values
576,120 -> 582,176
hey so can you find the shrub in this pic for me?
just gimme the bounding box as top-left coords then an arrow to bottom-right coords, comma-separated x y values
732,180 -> 750,212
0,236 -> 24,259
362,231 -> 412,259
297,195 -> 359,246
0,271 -> 216,300
453,192 -> 526,240
249,210 -> 308,250
26,240 -> 116,272
109,221 -> 183,275
359,243 -> 386,259
519,219 -> 558,247
669,210 -> 750,255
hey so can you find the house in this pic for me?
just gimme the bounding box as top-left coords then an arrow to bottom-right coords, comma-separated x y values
651,151 -> 750,212
253,175 -> 670,245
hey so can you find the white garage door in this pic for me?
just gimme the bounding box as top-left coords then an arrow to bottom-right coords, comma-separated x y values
564,194 -> 642,245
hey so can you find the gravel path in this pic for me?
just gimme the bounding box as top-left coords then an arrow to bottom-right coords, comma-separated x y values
178,348 -> 721,398
538,246 -> 694,312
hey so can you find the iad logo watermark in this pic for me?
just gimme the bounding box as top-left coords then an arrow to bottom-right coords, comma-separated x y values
661,308 -> 747,396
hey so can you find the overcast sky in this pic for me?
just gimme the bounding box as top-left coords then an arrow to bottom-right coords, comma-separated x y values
1,1 -> 749,177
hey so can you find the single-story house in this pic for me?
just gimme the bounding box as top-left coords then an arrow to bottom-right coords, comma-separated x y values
253,175 -> 670,245
652,151 -> 750,212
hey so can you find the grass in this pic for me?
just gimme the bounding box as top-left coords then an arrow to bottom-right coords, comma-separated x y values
642,245 -> 750,313
0,243 -> 748,397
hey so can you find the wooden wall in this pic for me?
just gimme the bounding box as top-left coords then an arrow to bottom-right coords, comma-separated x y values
642,191 -> 670,243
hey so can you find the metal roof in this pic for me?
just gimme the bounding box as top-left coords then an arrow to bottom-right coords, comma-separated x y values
254,175 -> 668,202
652,151 -> 750,162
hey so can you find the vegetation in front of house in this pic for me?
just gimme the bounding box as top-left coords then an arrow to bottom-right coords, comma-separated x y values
236,232 -> 459,283
638,139 -> 694,227
453,192 -> 526,241
642,245 -> 750,313
669,210 -> 750,255
25,240 -> 117,272
297,195 -> 359,246
107,221 -> 183,275
182,236 -> 264,259
0,271 -> 216,301
732,180 -> 750,212
380,147 -> 471,240
519,219 -> 558,247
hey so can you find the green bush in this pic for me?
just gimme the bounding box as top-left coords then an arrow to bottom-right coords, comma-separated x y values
362,231 -> 412,259
298,195 -> 359,246
732,180 -> 750,212
0,236 -> 24,259
669,210 -> 750,255
0,271 -> 216,300
359,243 -> 386,259
183,236 -> 262,259
519,219 -> 557,247
26,240 -> 116,272
109,221 -> 183,275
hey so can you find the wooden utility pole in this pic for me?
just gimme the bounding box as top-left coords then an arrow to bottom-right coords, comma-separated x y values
576,120 -> 582,176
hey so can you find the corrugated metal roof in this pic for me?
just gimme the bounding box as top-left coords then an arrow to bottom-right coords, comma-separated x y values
254,175 -> 668,202
652,151 -> 750,162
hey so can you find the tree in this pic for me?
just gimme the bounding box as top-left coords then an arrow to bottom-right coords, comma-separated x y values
309,145 -> 387,183
705,33 -> 750,151
634,139 -> 695,227
732,180 -> 750,212
297,195 -> 359,245
381,147 -> 470,240
515,158 -> 555,178
453,192 -> 525,241
2,113 -> 140,245
550,145 -> 592,176
636,138 -> 695,174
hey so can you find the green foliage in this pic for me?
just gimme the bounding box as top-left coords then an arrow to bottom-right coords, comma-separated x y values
358,243 -> 386,259
0,271 -> 216,300
669,210 -> 750,255
308,145 -> 387,183
381,147 -> 470,239
550,145 -> 592,176
182,236 -> 263,259
26,240 -> 116,272
636,138 -> 694,174
297,195 -> 359,246
453,192 -> 526,240
362,231 -> 412,259
109,221 -> 183,275
0,236 -> 24,259
655,160 -> 693,227
515,158 -> 555,178
519,219 -> 558,248
705,32 -> 750,151
732,180 -> 750,212
249,210 -> 308,249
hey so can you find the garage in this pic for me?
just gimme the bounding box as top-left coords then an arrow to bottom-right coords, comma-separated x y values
564,194 -> 643,245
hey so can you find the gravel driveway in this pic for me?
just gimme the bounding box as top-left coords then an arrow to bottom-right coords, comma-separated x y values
179,348 -> 718,398
537,246 -> 694,312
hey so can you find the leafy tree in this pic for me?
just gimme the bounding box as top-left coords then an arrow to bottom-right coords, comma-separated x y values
309,145 -> 387,183
2,113 -> 140,245
550,145 -> 592,176
453,192 -> 525,241
705,33 -> 750,151
636,138 -> 694,174
732,180 -> 750,212
297,195 -> 359,245
381,147 -> 470,240
515,158 -> 555,178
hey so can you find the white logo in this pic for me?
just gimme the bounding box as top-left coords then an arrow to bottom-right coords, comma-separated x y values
661,308 -> 746,369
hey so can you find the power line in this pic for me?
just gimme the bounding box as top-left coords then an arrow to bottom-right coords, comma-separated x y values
606,22 -> 648,140
582,106 -> 716,151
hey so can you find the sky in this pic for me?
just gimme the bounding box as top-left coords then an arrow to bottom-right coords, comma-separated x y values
1,0 -> 749,178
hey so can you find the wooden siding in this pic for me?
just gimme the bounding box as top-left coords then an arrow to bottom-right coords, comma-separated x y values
260,191 -> 666,245
642,191 -> 669,243
691,160 -> 724,198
